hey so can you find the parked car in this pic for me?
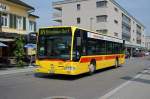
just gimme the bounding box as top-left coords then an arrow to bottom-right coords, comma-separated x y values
133,52 -> 145,57
145,52 -> 150,56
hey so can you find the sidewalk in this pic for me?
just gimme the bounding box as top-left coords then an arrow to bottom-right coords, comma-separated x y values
0,66 -> 35,76
100,66 -> 150,99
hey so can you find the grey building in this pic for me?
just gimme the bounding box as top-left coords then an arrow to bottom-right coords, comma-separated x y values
52,0 -> 145,55
145,36 -> 150,50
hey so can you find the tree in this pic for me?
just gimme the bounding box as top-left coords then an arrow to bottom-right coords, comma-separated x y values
13,36 -> 25,67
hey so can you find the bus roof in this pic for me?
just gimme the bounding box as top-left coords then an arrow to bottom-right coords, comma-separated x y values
39,26 -> 124,43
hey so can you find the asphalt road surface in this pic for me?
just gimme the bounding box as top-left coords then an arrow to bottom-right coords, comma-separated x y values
0,57 -> 150,99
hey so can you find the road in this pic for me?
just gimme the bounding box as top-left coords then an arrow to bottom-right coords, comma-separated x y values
0,57 -> 150,99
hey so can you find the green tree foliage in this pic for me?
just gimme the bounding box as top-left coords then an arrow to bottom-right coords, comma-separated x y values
14,36 -> 25,67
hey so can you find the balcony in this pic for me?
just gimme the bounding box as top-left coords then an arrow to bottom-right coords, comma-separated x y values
52,12 -> 62,22
122,21 -> 131,27
136,40 -> 141,44
52,2 -> 62,11
136,30 -> 142,36
122,28 -> 131,37
137,36 -> 141,41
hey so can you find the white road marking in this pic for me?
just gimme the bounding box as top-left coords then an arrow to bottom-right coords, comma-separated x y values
43,96 -> 75,99
99,68 -> 150,99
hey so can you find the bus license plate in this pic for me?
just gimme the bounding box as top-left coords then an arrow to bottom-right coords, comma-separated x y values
49,68 -> 55,73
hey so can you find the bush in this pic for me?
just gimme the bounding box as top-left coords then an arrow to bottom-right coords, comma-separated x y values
13,36 -> 25,67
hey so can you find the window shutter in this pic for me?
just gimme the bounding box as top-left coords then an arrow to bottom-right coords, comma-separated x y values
14,15 -> 16,29
23,17 -> 26,30
9,14 -> 13,28
34,22 -> 36,32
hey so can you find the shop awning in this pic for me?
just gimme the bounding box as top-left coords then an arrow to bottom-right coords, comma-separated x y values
0,42 -> 7,47
24,43 -> 36,49
0,38 -> 14,42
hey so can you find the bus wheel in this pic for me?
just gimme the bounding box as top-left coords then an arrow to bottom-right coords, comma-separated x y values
115,59 -> 119,68
89,61 -> 96,74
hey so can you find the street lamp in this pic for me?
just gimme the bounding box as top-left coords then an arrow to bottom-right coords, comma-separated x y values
90,17 -> 94,31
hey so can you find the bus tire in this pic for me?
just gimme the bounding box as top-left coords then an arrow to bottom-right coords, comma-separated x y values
89,60 -> 96,75
115,59 -> 119,68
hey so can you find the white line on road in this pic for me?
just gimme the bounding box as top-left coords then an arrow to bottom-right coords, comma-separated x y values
99,68 -> 150,99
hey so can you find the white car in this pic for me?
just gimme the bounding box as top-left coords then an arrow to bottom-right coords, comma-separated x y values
145,52 -> 150,56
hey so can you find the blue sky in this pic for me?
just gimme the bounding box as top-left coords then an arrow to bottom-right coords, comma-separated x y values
23,0 -> 150,35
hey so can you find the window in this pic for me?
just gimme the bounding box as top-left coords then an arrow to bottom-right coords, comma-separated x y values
87,39 -> 123,55
16,16 -> 22,29
96,29 -> 108,34
9,14 -> 17,29
29,21 -> 36,32
1,13 -> 8,27
77,17 -> 81,24
77,4 -> 81,10
96,15 -> 107,22
114,32 -> 118,37
114,7 -> 118,12
96,1 -> 107,8
87,39 -> 106,55
114,20 -> 118,24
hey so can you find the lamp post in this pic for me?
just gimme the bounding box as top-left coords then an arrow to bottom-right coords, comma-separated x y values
90,17 -> 94,31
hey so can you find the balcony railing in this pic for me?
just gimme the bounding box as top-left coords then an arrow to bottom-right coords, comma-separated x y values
122,21 -> 131,27
136,30 -> 142,35
53,12 -> 62,19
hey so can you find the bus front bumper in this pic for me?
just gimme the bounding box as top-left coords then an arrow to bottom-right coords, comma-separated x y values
35,67 -> 80,75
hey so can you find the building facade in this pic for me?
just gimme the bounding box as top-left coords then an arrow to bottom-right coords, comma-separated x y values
145,36 -> 150,51
0,0 -> 38,61
52,0 -> 145,55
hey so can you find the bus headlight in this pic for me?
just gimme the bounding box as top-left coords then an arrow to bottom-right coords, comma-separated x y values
64,66 -> 76,71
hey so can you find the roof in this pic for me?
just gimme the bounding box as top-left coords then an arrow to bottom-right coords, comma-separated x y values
6,0 -> 35,10
29,14 -> 39,18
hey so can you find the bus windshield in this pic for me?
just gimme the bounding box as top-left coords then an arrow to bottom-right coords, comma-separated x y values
38,28 -> 72,60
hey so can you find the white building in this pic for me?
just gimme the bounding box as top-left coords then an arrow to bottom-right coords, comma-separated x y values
0,0 -> 38,60
145,36 -> 150,50
52,0 -> 145,55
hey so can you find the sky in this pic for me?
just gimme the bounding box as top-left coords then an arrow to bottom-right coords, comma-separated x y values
23,0 -> 150,36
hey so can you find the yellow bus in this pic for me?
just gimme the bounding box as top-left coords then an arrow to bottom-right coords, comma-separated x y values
35,26 -> 125,75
